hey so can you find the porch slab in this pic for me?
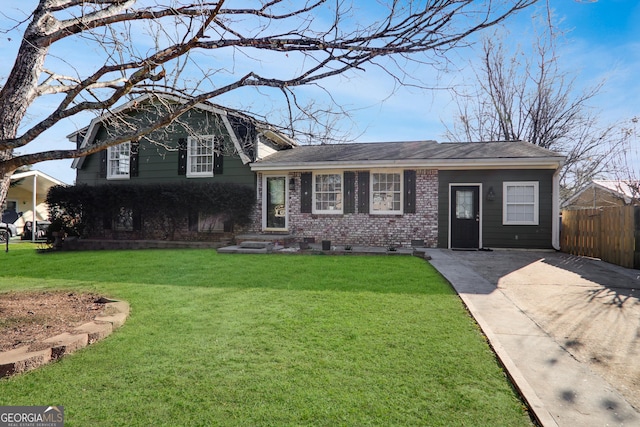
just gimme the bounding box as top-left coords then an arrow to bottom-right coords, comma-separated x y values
217,245 -> 273,254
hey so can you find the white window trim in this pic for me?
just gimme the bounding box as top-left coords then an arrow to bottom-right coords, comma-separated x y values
106,142 -> 130,180
312,171 -> 343,214
186,135 -> 216,178
503,181 -> 539,225
370,170 -> 403,215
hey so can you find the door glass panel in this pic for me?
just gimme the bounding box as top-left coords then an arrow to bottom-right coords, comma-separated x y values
456,190 -> 474,219
266,176 -> 286,229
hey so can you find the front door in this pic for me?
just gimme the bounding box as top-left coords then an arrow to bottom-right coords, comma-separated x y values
450,185 -> 480,249
264,176 -> 287,230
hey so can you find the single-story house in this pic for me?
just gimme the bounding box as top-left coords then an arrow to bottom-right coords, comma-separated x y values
562,180 -> 640,210
249,140 -> 565,250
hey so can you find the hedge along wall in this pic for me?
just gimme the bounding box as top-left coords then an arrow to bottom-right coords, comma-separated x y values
47,182 -> 255,241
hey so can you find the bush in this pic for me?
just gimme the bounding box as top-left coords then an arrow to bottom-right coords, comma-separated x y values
47,182 -> 255,239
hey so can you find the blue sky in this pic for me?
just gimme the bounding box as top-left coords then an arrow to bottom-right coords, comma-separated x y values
3,0 -> 640,185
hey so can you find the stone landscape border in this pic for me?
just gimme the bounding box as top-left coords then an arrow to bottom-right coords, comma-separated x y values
0,300 -> 130,378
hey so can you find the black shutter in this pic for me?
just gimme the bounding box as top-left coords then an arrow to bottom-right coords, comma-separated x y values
358,171 -> 369,214
132,211 -> 142,231
343,171 -> 355,214
102,213 -> 112,230
177,138 -> 187,175
213,137 -> 224,174
188,211 -> 199,232
130,141 -> 139,177
403,170 -> 416,214
99,149 -> 107,178
301,172 -> 312,213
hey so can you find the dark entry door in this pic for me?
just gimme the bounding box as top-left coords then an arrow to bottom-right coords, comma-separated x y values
450,185 -> 480,249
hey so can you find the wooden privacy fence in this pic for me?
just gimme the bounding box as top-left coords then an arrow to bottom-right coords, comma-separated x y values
561,206 -> 640,269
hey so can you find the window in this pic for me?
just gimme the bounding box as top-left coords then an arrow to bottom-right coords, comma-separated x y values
114,207 -> 134,231
198,213 -> 226,233
371,172 -> 402,214
313,173 -> 342,213
503,181 -> 539,225
456,190 -> 474,219
107,142 -> 130,179
187,136 -> 216,177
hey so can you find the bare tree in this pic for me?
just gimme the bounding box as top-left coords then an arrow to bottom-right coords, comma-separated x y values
0,0 -> 538,206
445,26 -> 630,199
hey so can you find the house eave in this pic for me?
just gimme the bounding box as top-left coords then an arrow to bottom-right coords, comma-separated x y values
250,157 -> 565,172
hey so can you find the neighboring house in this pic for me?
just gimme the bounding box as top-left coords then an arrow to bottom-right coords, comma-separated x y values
562,180 -> 640,210
69,94 -> 296,240
3,170 -> 66,237
249,141 -> 565,250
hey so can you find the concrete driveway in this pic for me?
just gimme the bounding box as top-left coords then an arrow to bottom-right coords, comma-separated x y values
426,249 -> 640,426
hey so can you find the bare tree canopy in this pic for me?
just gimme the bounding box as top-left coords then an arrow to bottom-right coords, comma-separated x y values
445,23 -> 630,199
0,0 -> 538,205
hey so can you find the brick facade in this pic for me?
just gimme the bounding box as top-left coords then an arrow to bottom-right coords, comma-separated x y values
250,170 -> 439,247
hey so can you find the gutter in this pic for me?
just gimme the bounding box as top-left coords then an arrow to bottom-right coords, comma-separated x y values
250,157 -> 566,172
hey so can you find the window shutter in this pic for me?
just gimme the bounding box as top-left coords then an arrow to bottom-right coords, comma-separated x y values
99,149 -> 107,178
213,153 -> 224,174
102,213 -> 112,230
188,211 -> 199,232
404,170 -> 416,214
130,141 -> 139,177
300,172 -> 312,213
358,171 -> 369,214
132,211 -> 142,231
344,171 -> 355,214
178,138 -> 187,175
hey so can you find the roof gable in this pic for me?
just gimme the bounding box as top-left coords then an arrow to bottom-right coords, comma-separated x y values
70,94 -> 296,169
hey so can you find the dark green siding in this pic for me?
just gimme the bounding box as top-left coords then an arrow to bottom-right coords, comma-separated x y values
438,169 -> 556,249
76,109 -> 255,187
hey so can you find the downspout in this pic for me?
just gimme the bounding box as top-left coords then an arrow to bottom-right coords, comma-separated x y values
552,164 -> 563,251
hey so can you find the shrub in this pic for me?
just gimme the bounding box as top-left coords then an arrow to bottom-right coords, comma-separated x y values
47,182 -> 255,239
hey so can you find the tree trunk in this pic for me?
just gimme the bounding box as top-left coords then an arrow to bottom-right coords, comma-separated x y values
0,1 -> 50,208
0,172 -> 11,214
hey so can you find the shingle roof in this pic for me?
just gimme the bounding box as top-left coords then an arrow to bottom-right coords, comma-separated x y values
252,140 -> 564,168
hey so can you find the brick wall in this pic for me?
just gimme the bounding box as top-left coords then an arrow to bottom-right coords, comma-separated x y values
251,170 -> 439,247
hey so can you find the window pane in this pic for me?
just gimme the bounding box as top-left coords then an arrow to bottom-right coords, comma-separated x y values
314,174 -> 342,212
504,182 -> 537,224
108,142 -> 130,178
371,173 -> 401,212
456,190 -> 474,219
188,137 -> 214,175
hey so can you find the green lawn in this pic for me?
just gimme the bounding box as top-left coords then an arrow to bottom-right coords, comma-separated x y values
0,244 -> 532,426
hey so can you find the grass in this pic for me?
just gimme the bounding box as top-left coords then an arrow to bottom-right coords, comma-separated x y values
0,244 -> 532,426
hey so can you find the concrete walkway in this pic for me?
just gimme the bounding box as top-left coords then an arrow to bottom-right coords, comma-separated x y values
425,249 -> 640,427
